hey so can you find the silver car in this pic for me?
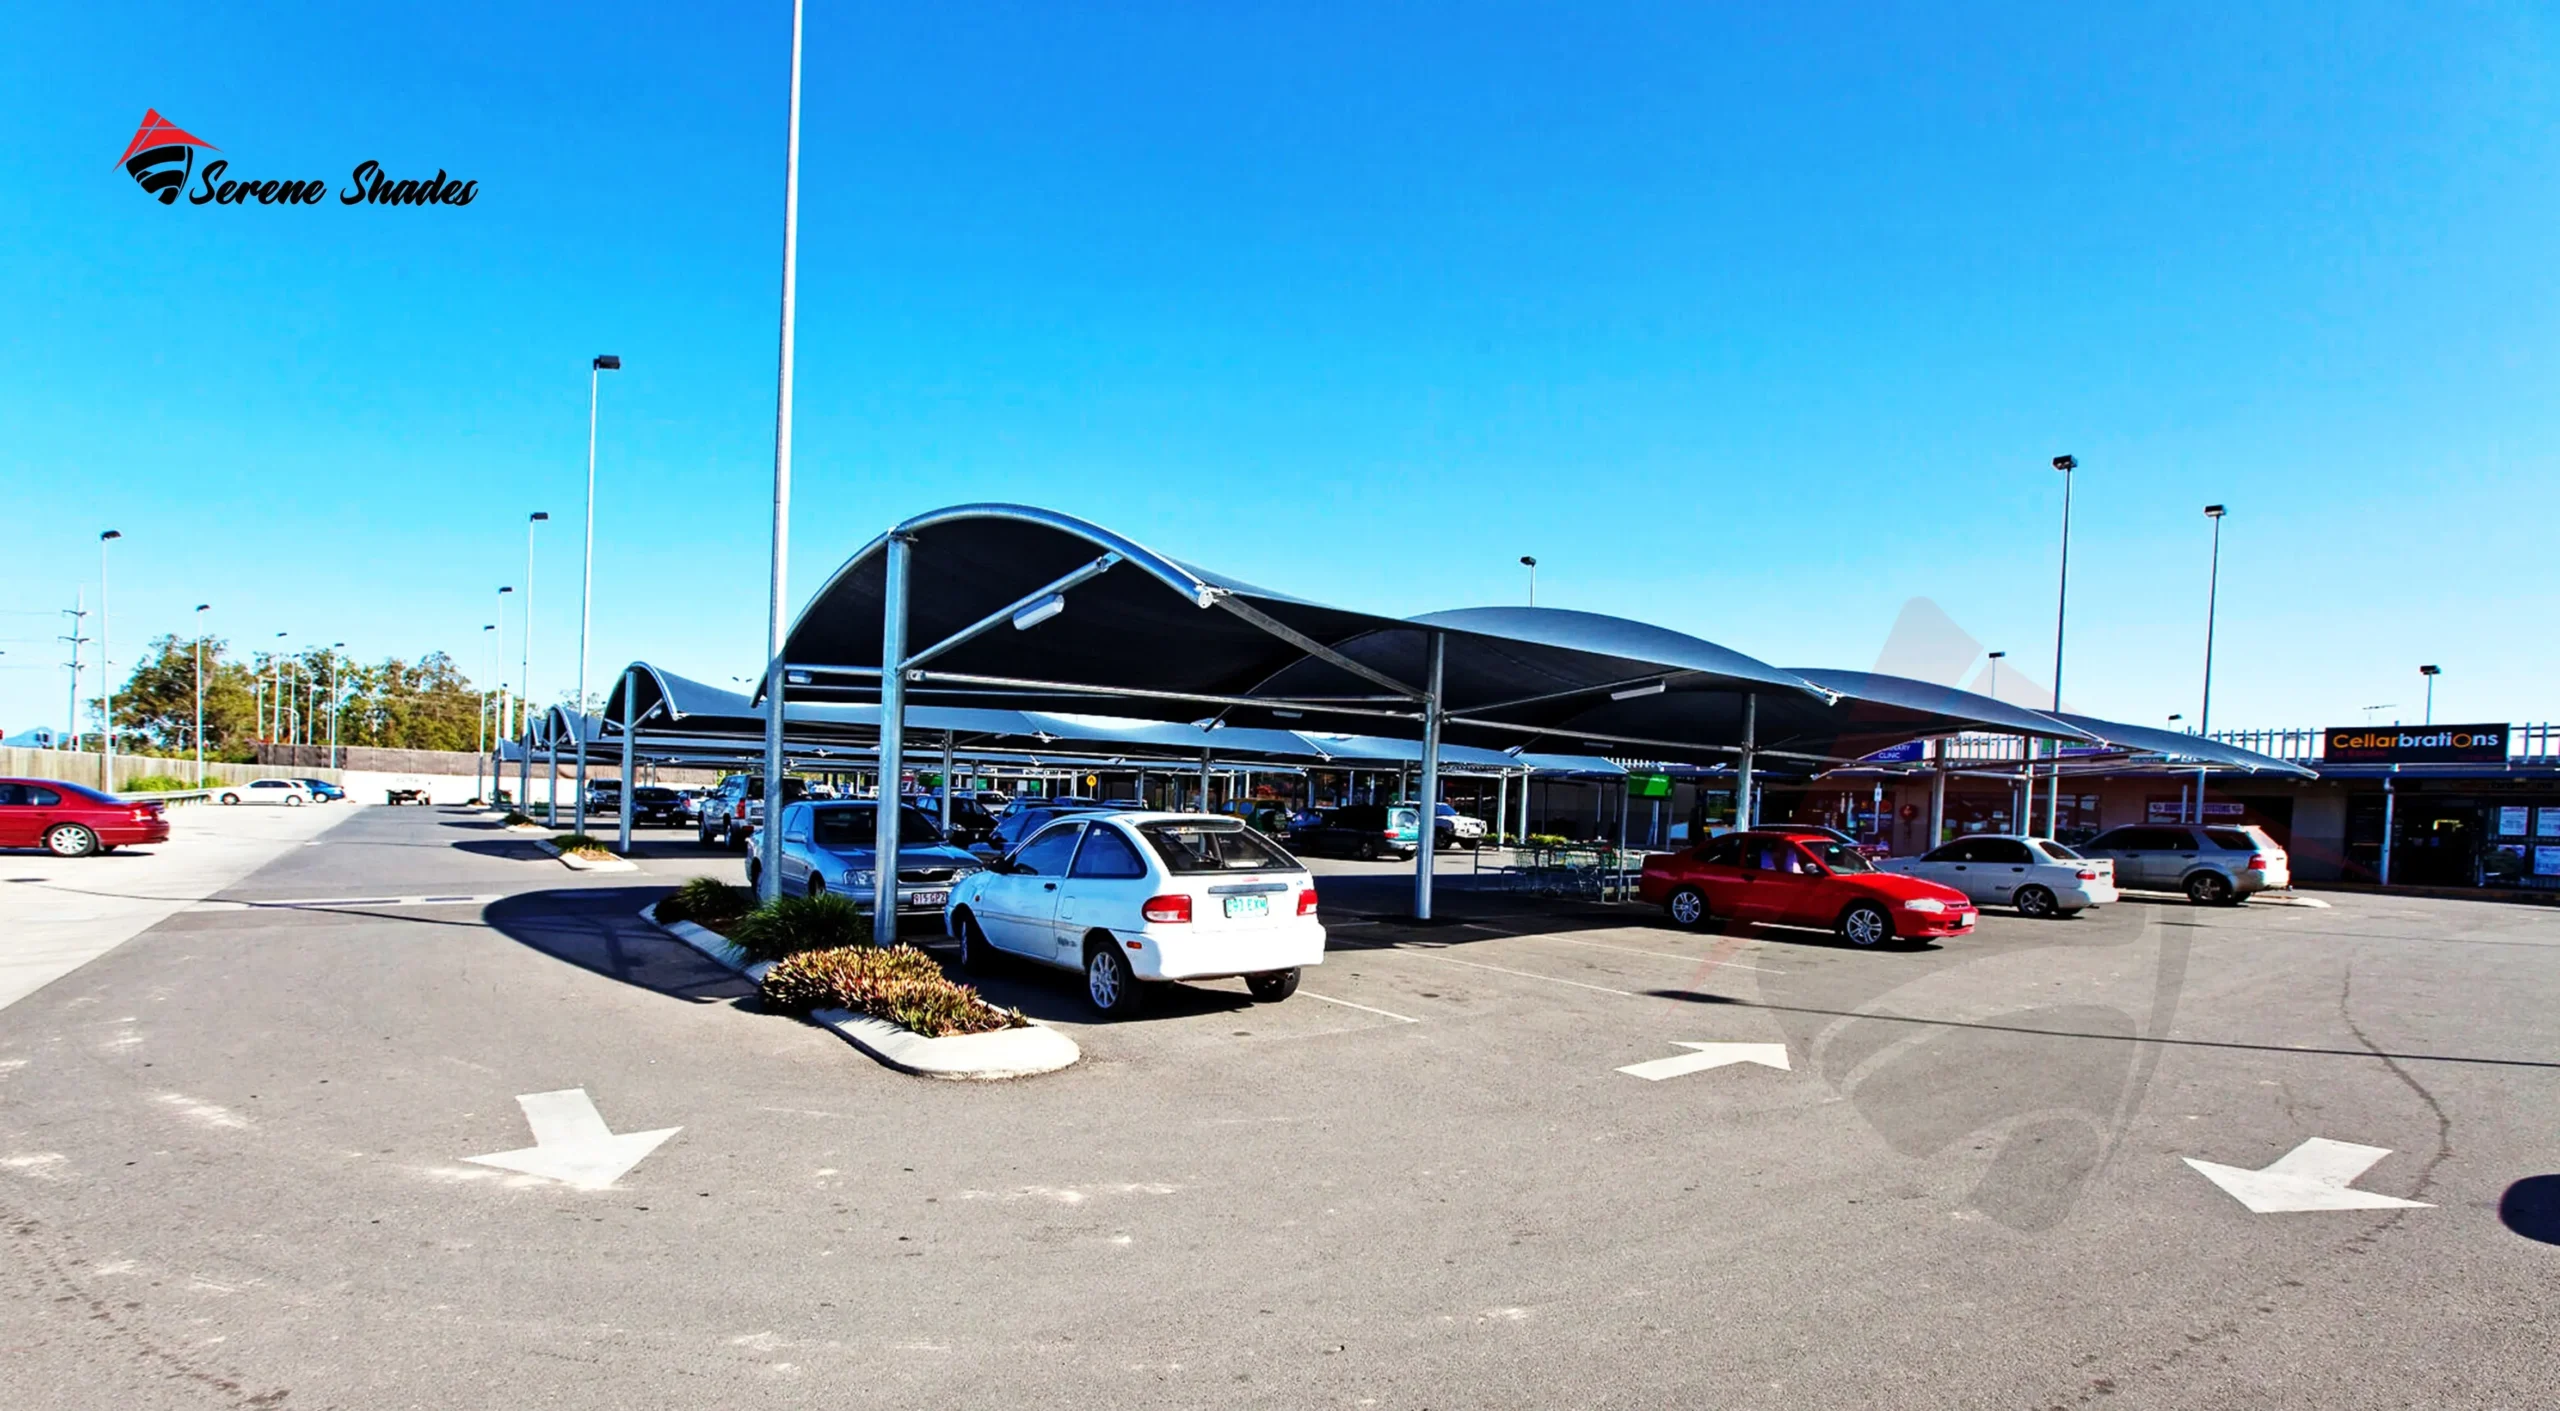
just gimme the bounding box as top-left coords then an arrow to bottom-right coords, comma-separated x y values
749,799 -> 985,918
2080,823 -> 2289,905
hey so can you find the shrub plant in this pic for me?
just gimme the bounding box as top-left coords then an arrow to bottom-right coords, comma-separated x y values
725,890 -> 871,963
656,876 -> 754,930
758,944 -> 1025,1037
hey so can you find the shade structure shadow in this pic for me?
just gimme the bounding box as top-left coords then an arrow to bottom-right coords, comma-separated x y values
2502,1175 -> 2560,1246
481,885 -> 754,1006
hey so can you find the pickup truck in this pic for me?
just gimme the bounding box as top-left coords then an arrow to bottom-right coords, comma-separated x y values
697,773 -> 810,850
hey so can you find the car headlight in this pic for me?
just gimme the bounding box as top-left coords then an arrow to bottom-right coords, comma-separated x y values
843,869 -> 874,891
951,864 -> 981,879
1901,898 -> 1946,914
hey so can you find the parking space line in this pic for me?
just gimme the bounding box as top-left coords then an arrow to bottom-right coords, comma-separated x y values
1299,990 -> 1420,1023
190,894 -> 503,912
1379,948 -> 1641,997
1507,933 -> 1785,974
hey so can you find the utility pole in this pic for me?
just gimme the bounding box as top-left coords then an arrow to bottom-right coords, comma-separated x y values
61,593 -> 89,752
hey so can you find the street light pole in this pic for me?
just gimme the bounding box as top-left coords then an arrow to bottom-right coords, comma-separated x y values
327,642 -> 345,770
479,622 -> 497,803
270,631 -> 287,744
759,0 -> 808,903
522,512 -> 547,805
2195,505 -> 2225,823
2419,664 -> 2440,725
1520,555 -> 1538,607
99,530 -> 122,789
574,360 -> 618,833
2045,455 -> 2076,838
193,604 -> 210,784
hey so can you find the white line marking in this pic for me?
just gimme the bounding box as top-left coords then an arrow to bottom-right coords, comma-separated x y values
1616,1042 -> 1791,1081
1298,991 -> 1421,1023
1391,950 -> 1639,997
191,894 -> 501,912
1525,933 -> 1784,974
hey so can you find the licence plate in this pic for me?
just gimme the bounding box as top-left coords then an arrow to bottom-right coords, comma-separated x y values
1222,895 -> 1269,919
912,890 -> 948,908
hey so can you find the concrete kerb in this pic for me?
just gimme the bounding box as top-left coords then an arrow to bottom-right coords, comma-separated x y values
637,904 -> 1081,1081
536,838 -> 639,872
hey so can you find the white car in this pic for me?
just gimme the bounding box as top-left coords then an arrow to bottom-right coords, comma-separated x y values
216,778 -> 313,807
1879,834 -> 2117,918
944,811 -> 1325,1016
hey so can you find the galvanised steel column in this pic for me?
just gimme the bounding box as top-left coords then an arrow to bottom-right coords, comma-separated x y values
616,669 -> 636,854
1198,748 -> 1213,813
757,0 -> 807,905
1413,630 -> 1445,920
872,533 -> 913,941
1734,693 -> 1757,830
940,731 -> 954,835
1517,766 -> 1531,843
1495,771 -> 1509,848
1928,747 -> 1948,846
2379,769 -> 2397,887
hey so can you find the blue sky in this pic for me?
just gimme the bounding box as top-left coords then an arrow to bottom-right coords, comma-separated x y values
4,2 -> 2554,738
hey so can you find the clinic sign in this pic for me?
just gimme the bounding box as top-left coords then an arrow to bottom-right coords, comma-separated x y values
2322,723 -> 2509,765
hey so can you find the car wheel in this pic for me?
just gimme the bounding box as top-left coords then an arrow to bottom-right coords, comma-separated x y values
1246,968 -> 1301,1002
745,859 -> 762,892
1664,886 -> 1711,930
2185,871 -> 2233,906
1085,941 -> 1142,1017
285,795 -> 304,807
2015,884 -> 2058,918
1355,838 -> 1380,861
806,875 -> 825,899
220,792 -> 241,806
1839,902 -> 1895,948
956,912 -> 992,973
43,824 -> 98,858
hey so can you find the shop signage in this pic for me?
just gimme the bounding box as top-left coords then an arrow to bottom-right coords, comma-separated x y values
2321,723 -> 2508,765
1629,772 -> 1673,798
1859,741 -> 1926,764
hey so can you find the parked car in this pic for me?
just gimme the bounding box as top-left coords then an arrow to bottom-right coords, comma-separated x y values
216,778 -> 313,807
384,779 -> 432,806
972,790 -> 1012,812
293,778 -> 347,803
749,801 -> 982,922
0,778 -> 170,856
674,789 -> 707,824
628,786 -> 686,827
1290,804 -> 1422,861
983,800 -> 1109,856
1638,828 -> 1977,947
945,811 -> 1325,1016
699,774 -> 811,850
2079,824 -> 2290,905
1433,802 -> 1486,850
913,792 -> 1002,849
1879,834 -> 2117,917
583,779 -> 622,816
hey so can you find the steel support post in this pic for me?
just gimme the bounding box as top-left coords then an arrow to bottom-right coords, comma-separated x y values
872,534 -> 913,940
1413,631 -> 1445,920
1735,694 -> 1757,829
616,670 -> 636,854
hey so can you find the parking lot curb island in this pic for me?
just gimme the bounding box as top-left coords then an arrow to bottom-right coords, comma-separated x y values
639,904 -> 1078,1080
537,838 -> 639,873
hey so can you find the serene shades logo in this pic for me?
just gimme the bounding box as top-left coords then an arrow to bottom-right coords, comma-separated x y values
117,109 -> 479,208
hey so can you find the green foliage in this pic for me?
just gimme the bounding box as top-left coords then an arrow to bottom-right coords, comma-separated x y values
122,774 -> 204,793
501,810 -> 536,827
757,944 -> 1025,1037
656,877 -> 753,929
107,636 -> 493,754
1527,833 -> 1572,847
726,891 -> 872,962
551,834 -> 614,857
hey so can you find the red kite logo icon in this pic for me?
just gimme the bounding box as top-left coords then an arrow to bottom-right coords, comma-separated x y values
120,109 -> 218,204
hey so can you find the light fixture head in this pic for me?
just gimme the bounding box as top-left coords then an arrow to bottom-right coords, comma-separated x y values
1011,594 -> 1067,631
2204,504 -> 2226,518
2419,664 -> 2440,677
2051,455 -> 2076,472
1609,680 -> 1668,701
531,510 -> 550,522
1987,650 -> 2007,660
499,585 -> 514,594
1271,709 -> 1304,720
784,670 -> 812,686
1519,555 -> 1537,567
593,355 -> 621,371
195,603 -> 210,612
100,528 -> 123,541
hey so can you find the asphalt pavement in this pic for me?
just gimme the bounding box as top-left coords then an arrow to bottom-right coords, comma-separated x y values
2,805 -> 2553,1409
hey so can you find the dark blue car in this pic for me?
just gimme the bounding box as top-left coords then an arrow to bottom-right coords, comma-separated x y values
294,778 -> 347,803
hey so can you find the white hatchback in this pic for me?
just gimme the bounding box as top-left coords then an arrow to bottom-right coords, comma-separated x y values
944,811 -> 1325,1016
1879,834 -> 2118,918
216,778 -> 313,807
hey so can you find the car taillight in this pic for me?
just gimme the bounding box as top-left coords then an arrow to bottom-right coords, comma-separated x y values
1142,894 -> 1192,924
1297,888 -> 1319,916
2076,869 -> 2098,880
2247,854 -> 2268,871
1382,829 -> 1398,838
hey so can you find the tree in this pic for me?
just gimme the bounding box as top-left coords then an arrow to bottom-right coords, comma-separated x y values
108,635 -> 259,758
109,640 -> 491,755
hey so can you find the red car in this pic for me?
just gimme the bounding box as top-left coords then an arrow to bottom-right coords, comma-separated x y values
1638,827 -> 1976,947
0,777 -> 171,857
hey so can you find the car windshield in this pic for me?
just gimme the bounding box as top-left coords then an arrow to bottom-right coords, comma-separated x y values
1139,821 -> 1301,873
1802,839 -> 1875,873
809,804 -> 947,848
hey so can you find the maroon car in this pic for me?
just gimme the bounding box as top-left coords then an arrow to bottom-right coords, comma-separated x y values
0,777 -> 171,857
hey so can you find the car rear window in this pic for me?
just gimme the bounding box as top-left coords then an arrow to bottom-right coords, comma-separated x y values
2205,828 -> 2263,851
1139,821 -> 1301,874
2033,839 -> 2085,860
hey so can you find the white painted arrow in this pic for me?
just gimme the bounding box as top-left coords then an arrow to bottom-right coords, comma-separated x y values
463,1089 -> 680,1189
1617,1042 -> 1792,1082
2183,1138 -> 2433,1214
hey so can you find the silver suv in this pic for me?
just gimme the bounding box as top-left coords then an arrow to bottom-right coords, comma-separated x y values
2080,823 -> 2290,905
